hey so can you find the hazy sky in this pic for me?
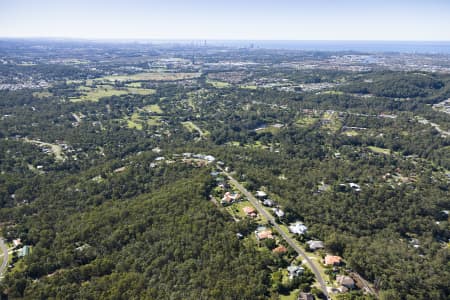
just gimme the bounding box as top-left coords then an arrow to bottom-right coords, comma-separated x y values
1,0 -> 450,40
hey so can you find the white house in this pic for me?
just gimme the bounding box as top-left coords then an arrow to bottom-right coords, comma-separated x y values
289,221 -> 307,235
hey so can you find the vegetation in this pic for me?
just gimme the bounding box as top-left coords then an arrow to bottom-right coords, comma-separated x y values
0,40 -> 449,299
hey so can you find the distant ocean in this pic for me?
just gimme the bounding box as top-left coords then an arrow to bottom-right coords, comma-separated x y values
212,40 -> 450,54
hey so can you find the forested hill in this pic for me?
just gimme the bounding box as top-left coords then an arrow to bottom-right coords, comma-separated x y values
1,167 -> 271,299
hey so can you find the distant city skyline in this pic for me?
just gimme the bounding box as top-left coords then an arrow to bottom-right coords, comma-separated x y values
1,0 -> 450,41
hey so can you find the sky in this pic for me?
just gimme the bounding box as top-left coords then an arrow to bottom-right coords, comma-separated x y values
1,0 -> 450,41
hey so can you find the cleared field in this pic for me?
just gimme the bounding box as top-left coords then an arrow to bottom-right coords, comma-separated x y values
33,91 -> 53,98
125,112 -> 163,130
368,146 -> 391,155
207,79 -> 230,88
239,84 -> 258,90
70,85 -> 155,102
343,130 -> 359,136
23,138 -> 66,161
126,82 -> 142,88
143,104 -> 163,114
296,116 -> 318,126
100,72 -> 201,82
181,121 -> 209,137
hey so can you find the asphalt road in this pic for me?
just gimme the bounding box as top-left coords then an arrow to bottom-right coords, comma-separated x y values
219,167 -> 329,299
0,237 -> 8,279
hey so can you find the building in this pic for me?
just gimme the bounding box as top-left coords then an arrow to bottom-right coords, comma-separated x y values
307,240 -> 324,251
287,265 -> 304,279
255,229 -> 273,240
324,255 -> 343,266
263,199 -> 275,207
255,190 -> 267,198
336,275 -> 355,289
273,208 -> 285,218
272,245 -> 288,254
289,221 -> 307,235
243,206 -> 257,217
12,239 -> 22,247
18,245 -> 30,257
221,192 -> 240,205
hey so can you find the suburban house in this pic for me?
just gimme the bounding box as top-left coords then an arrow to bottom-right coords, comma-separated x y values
18,245 -> 30,258
272,245 -> 288,254
273,208 -> 285,218
243,206 -> 257,217
255,229 -> 274,240
307,240 -> 324,251
13,239 -> 22,247
324,254 -> 343,266
263,199 -> 275,207
221,192 -> 240,205
287,265 -> 304,279
349,182 -> 361,192
288,221 -> 308,235
255,190 -> 267,199
336,275 -> 355,289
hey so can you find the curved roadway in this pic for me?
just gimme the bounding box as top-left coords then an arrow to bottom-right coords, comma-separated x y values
219,167 -> 329,299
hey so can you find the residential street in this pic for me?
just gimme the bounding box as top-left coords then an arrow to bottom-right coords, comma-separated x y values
219,166 -> 330,299
0,237 -> 8,280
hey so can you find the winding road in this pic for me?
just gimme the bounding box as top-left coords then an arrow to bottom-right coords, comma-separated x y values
218,166 -> 330,299
0,237 -> 8,279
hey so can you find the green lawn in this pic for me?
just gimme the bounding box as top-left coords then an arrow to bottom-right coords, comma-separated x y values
343,130 -> 359,136
207,79 -> 230,88
296,116 -> 318,127
279,289 -> 299,300
100,72 -> 201,82
70,85 -> 155,102
143,104 -> 163,114
32,91 -> 53,98
368,146 -> 391,155
239,84 -> 258,90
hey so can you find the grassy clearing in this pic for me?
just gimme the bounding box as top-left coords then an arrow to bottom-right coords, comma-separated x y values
127,119 -> 143,130
321,90 -> 344,95
207,79 -> 230,88
23,138 -> 66,161
343,130 -> 359,136
143,104 -> 163,114
245,141 -> 270,150
240,84 -> 258,90
124,111 -> 163,130
225,200 -> 255,219
126,82 -> 142,88
279,289 -> 299,300
100,72 -> 201,82
296,116 -> 318,127
368,146 -> 391,155
127,87 -> 156,95
33,91 -> 53,98
70,85 -> 155,102
321,112 -> 342,132
181,121 -> 209,137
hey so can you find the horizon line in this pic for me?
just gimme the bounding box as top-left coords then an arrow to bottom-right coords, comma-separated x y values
1,37 -> 450,43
